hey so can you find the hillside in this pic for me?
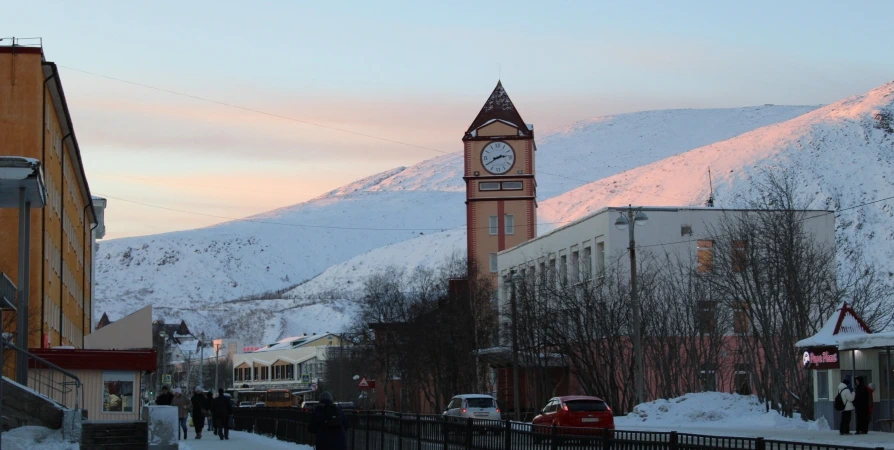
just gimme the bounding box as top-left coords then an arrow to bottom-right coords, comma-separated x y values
289,82 -> 894,302
94,104 -> 820,339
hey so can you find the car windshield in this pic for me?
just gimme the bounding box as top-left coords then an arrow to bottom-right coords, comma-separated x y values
465,398 -> 494,408
565,400 -> 608,412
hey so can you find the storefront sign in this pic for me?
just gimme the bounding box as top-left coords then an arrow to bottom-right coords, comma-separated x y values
803,347 -> 839,370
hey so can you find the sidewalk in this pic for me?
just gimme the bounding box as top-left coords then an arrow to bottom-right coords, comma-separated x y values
178,431 -> 311,450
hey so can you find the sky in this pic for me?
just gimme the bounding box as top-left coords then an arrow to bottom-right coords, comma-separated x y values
3,0 -> 894,239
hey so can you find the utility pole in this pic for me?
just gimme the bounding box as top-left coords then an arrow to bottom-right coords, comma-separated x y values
199,332 -> 205,389
509,271 -> 521,421
214,343 -> 220,393
615,205 -> 648,406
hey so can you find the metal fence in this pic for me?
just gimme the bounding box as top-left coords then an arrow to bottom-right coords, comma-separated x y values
0,338 -> 83,411
231,408 -> 885,450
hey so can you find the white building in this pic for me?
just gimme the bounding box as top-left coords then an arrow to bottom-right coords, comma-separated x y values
231,333 -> 341,390
496,206 -> 836,338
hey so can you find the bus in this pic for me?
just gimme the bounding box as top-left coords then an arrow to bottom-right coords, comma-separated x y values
266,389 -> 291,408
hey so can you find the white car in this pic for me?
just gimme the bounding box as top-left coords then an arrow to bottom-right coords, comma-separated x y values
443,394 -> 501,421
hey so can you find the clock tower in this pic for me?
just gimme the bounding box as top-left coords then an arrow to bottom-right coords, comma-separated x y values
463,81 -> 536,280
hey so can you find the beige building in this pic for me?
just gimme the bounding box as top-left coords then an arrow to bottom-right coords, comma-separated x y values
232,333 -> 342,390
463,82 -> 537,281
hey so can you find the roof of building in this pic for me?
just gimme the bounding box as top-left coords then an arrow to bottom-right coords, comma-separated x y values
28,348 -> 157,372
464,81 -> 530,137
796,302 -> 873,348
252,332 -> 336,353
96,313 -> 112,330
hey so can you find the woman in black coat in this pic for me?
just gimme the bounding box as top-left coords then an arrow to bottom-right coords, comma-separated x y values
853,376 -> 870,434
190,388 -> 206,439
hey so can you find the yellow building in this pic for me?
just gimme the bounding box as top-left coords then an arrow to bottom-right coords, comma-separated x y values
0,40 -> 100,352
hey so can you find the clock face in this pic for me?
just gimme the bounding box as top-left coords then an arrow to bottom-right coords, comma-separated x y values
481,142 -> 515,175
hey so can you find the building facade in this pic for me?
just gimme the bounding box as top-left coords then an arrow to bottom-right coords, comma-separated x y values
232,333 -> 341,391
0,40 -> 105,355
463,82 -> 537,281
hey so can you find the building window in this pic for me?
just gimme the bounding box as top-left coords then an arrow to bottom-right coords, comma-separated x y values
596,242 -> 605,277
489,253 -> 498,273
479,182 -> 500,191
733,302 -> 749,334
253,367 -> 258,380
700,364 -> 717,392
732,240 -> 747,273
560,255 -> 567,286
697,301 -> 717,334
582,246 -> 592,280
286,365 -> 295,380
102,371 -> 134,413
489,216 -> 498,235
571,249 -> 580,283
505,215 -> 514,235
734,363 -> 752,395
502,181 -> 523,190
697,240 -> 714,273
816,370 -> 829,400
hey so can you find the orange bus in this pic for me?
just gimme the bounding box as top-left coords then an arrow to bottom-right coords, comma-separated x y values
266,389 -> 291,408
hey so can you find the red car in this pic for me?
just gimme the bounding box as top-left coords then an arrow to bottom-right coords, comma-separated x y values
532,396 -> 614,438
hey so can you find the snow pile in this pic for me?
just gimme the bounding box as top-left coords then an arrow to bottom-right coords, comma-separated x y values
0,426 -> 78,450
178,430 -> 313,449
617,392 -> 815,430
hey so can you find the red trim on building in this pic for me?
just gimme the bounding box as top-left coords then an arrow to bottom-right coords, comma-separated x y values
498,200 -> 505,251
28,348 -> 157,372
0,47 -> 42,55
832,302 -> 873,335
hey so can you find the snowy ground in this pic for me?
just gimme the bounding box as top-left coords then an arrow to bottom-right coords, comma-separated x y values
615,392 -> 893,449
0,426 -> 78,450
179,431 -> 312,450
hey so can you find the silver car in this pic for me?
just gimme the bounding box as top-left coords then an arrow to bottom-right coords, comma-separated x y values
443,394 -> 501,420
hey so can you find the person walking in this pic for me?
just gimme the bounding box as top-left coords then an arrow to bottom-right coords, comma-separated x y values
212,388 -> 233,440
309,392 -> 349,450
838,378 -> 856,435
171,388 -> 190,439
853,376 -> 870,434
205,390 -> 215,435
190,387 -> 207,439
155,386 -> 173,406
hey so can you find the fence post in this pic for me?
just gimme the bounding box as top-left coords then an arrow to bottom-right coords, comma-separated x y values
601,428 -> 611,449
381,411 -> 386,450
398,413 -> 404,450
366,410 -> 371,450
550,424 -> 558,450
465,418 -> 473,450
416,414 -> 422,450
669,431 -> 677,450
755,437 -> 765,450
504,420 -> 511,450
443,416 -> 449,450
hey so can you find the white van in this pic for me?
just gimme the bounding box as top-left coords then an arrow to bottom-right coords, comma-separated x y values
443,394 -> 501,420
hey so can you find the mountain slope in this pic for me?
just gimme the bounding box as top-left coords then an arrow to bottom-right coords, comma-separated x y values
94,104 -> 820,338
289,83 -> 894,301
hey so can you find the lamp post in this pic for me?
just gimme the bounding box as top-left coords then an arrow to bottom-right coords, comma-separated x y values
159,330 -> 169,393
214,341 -> 220,393
199,332 -> 205,389
614,205 -> 648,406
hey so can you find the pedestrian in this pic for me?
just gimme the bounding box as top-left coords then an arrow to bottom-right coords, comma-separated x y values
156,386 -> 173,406
206,391 -> 215,434
191,387 -> 206,439
853,376 -> 870,434
309,391 -> 349,450
837,378 -> 855,435
867,383 -> 875,430
212,388 -> 233,440
171,388 -> 190,439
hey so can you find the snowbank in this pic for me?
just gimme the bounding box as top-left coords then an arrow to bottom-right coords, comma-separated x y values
0,426 -> 78,450
616,392 -> 816,430
179,430 -> 313,449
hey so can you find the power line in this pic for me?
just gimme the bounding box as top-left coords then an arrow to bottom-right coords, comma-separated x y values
61,65 -> 692,203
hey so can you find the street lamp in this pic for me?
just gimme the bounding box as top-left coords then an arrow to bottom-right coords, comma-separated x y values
614,205 -> 648,406
159,330 -> 169,393
199,332 -> 205,390
213,340 -> 221,393
506,270 -> 521,421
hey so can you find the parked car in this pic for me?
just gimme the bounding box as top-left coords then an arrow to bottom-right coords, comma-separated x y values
532,396 -> 614,441
238,401 -> 254,408
254,402 -> 266,408
336,401 -> 358,412
300,400 -> 319,412
442,394 -> 501,434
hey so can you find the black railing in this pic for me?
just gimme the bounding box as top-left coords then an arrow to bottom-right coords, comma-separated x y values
231,408 -> 884,450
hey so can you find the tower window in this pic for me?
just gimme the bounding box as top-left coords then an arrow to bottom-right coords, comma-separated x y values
502,181 -> 523,190
489,216 -> 498,235
479,182 -> 500,191
489,253 -> 498,273
505,215 -> 515,235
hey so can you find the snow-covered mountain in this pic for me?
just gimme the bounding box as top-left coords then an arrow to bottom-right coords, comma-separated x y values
94,104 -> 821,340
287,82 -> 894,301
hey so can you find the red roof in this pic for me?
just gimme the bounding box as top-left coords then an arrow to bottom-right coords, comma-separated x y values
28,348 -> 157,372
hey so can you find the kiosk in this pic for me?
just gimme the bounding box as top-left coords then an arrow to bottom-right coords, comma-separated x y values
796,302 -> 893,432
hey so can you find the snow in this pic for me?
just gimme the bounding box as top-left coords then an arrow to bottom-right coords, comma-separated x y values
178,431 -> 312,450
0,426 -> 78,450
615,392 -> 894,449
838,331 -> 894,350
95,104 -> 820,339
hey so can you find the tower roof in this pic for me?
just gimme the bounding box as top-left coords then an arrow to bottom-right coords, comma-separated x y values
96,312 -> 111,330
465,81 -> 530,136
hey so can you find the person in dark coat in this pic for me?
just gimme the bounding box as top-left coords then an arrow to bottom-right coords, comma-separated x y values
309,391 -> 349,450
156,386 -> 173,406
190,388 -> 206,439
853,376 -> 870,434
212,388 -> 233,440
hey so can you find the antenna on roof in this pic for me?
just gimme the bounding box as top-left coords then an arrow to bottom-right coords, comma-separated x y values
705,168 -> 715,207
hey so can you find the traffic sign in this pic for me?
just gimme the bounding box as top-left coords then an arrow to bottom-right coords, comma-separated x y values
301,374 -> 311,383
358,377 -> 375,389
163,374 -> 172,384
310,383 -> 318,391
